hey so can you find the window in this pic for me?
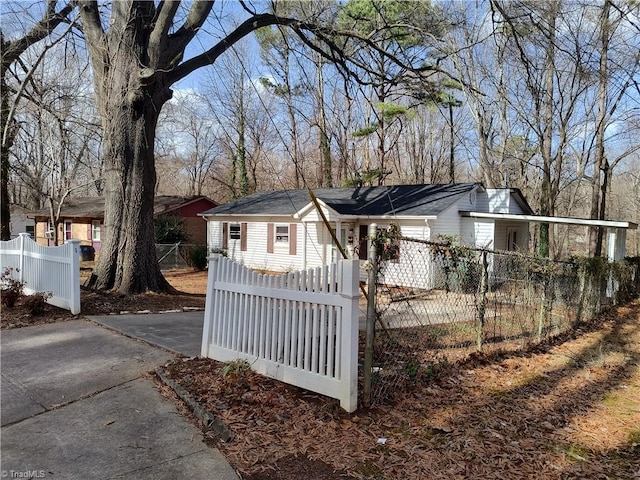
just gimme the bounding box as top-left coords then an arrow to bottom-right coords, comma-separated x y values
275,225 -> 289,243
267,223 -> 296,255
25,225 -> 35,237
92,221 -> 101,241
229,224 -> 241,240
64,220 -> 72,241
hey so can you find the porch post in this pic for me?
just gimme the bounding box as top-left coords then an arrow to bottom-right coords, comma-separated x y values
302,222 -> 307,270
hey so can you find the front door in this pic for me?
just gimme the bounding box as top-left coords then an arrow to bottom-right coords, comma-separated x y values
359,225 -> 369,260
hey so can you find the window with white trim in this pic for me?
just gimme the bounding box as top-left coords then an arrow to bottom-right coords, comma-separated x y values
275,225 -> 289,244
64,220 -> 72,240
92,220 -> 101,241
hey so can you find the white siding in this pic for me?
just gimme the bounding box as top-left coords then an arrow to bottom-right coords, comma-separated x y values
207,221 -> 222,250
479,189 -> 529,214
207,218 -> 332,272
473,219 -> 495,249
398,220 -> 430,240
486,189 -> 510,213
460,217 -> 475,245
9,213 -> 35,239
459,218 -> 495,249
456,188 -> 483,212
376,220 -> 433,289
507,197 -> 528,214
473,190 -> 491,212
429,204 -> 461,240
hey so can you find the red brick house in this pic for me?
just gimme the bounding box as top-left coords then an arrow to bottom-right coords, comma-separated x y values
30,196 -> 217,252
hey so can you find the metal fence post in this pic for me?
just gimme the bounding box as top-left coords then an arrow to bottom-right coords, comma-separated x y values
476,250 -> 488,352
363,223 -> 378,408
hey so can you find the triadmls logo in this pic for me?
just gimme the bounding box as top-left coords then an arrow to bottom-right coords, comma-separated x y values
2,471 -> 47,479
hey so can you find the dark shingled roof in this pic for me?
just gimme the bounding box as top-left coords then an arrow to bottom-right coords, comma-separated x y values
29,196 -> 215,218
200,183 -> 482,217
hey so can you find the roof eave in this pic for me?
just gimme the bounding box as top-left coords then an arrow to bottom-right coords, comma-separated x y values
460,211 -> 638,229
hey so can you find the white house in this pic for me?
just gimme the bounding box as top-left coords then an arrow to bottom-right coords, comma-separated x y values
9,205 -> 35,239
199,183 -> 540,271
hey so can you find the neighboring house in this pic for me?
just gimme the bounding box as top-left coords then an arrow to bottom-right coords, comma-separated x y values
29,195 -> 217,251
9,205 -> 35,239
200,183 -> 637,276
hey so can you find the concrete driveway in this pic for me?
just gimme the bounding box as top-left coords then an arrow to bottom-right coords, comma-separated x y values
0,319 -> 238,480
88,311 -> 204,357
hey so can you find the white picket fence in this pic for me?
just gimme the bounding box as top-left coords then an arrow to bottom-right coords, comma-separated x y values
201,255 -> 361,412
0,233 -> 81,314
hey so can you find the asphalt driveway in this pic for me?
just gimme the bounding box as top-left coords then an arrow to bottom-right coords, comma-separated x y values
0,319 -> 238,479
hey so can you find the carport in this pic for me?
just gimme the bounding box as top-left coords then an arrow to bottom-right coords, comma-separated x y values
462,212 -> 638,260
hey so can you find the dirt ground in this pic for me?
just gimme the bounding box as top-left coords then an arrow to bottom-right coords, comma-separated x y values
2,270 -> 639,479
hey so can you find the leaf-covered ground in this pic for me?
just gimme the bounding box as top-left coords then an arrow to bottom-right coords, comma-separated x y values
160,300 -> 640,480
1,268 -> 206,329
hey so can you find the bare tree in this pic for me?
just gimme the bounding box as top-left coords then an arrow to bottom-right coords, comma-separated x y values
586,0 -> 640,256
1,0 -> 453,293
0,1 -> 74,239
156,91 -> 221,197
77,1 -> 314,293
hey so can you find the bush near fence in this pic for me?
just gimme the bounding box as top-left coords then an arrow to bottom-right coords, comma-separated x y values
366,236 -> 640,405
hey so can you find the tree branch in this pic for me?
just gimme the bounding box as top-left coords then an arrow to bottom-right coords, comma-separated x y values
162,1 -> 214,69
77,0 -> 107,82
2,21 -> 74,150
149,0 -> 180,68
1,0 -> 75,69
168,13 -> 300,84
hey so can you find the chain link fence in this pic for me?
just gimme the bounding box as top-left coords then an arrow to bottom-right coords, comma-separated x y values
364,235 -> 640,406
156,243 -> 205,270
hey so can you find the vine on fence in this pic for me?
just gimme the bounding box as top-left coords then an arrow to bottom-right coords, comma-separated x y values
428,235 -> 480,293
366,233 -> 640,407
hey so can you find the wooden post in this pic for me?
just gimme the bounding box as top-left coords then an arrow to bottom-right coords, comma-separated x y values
363,223 -> 378,408
537,276 -> 549,343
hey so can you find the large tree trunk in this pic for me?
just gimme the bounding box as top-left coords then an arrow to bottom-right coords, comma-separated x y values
82,2 -> 174,294
0,68 -> 13,240
87,90 -> 173,293
538,2 -> 558,259
588,0 -> 611,257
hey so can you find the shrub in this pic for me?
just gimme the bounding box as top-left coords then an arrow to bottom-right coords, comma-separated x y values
190,245 -> 208,271
154,215 -> 191,244
23,292 -> 52,316
1,267 -> 25,308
